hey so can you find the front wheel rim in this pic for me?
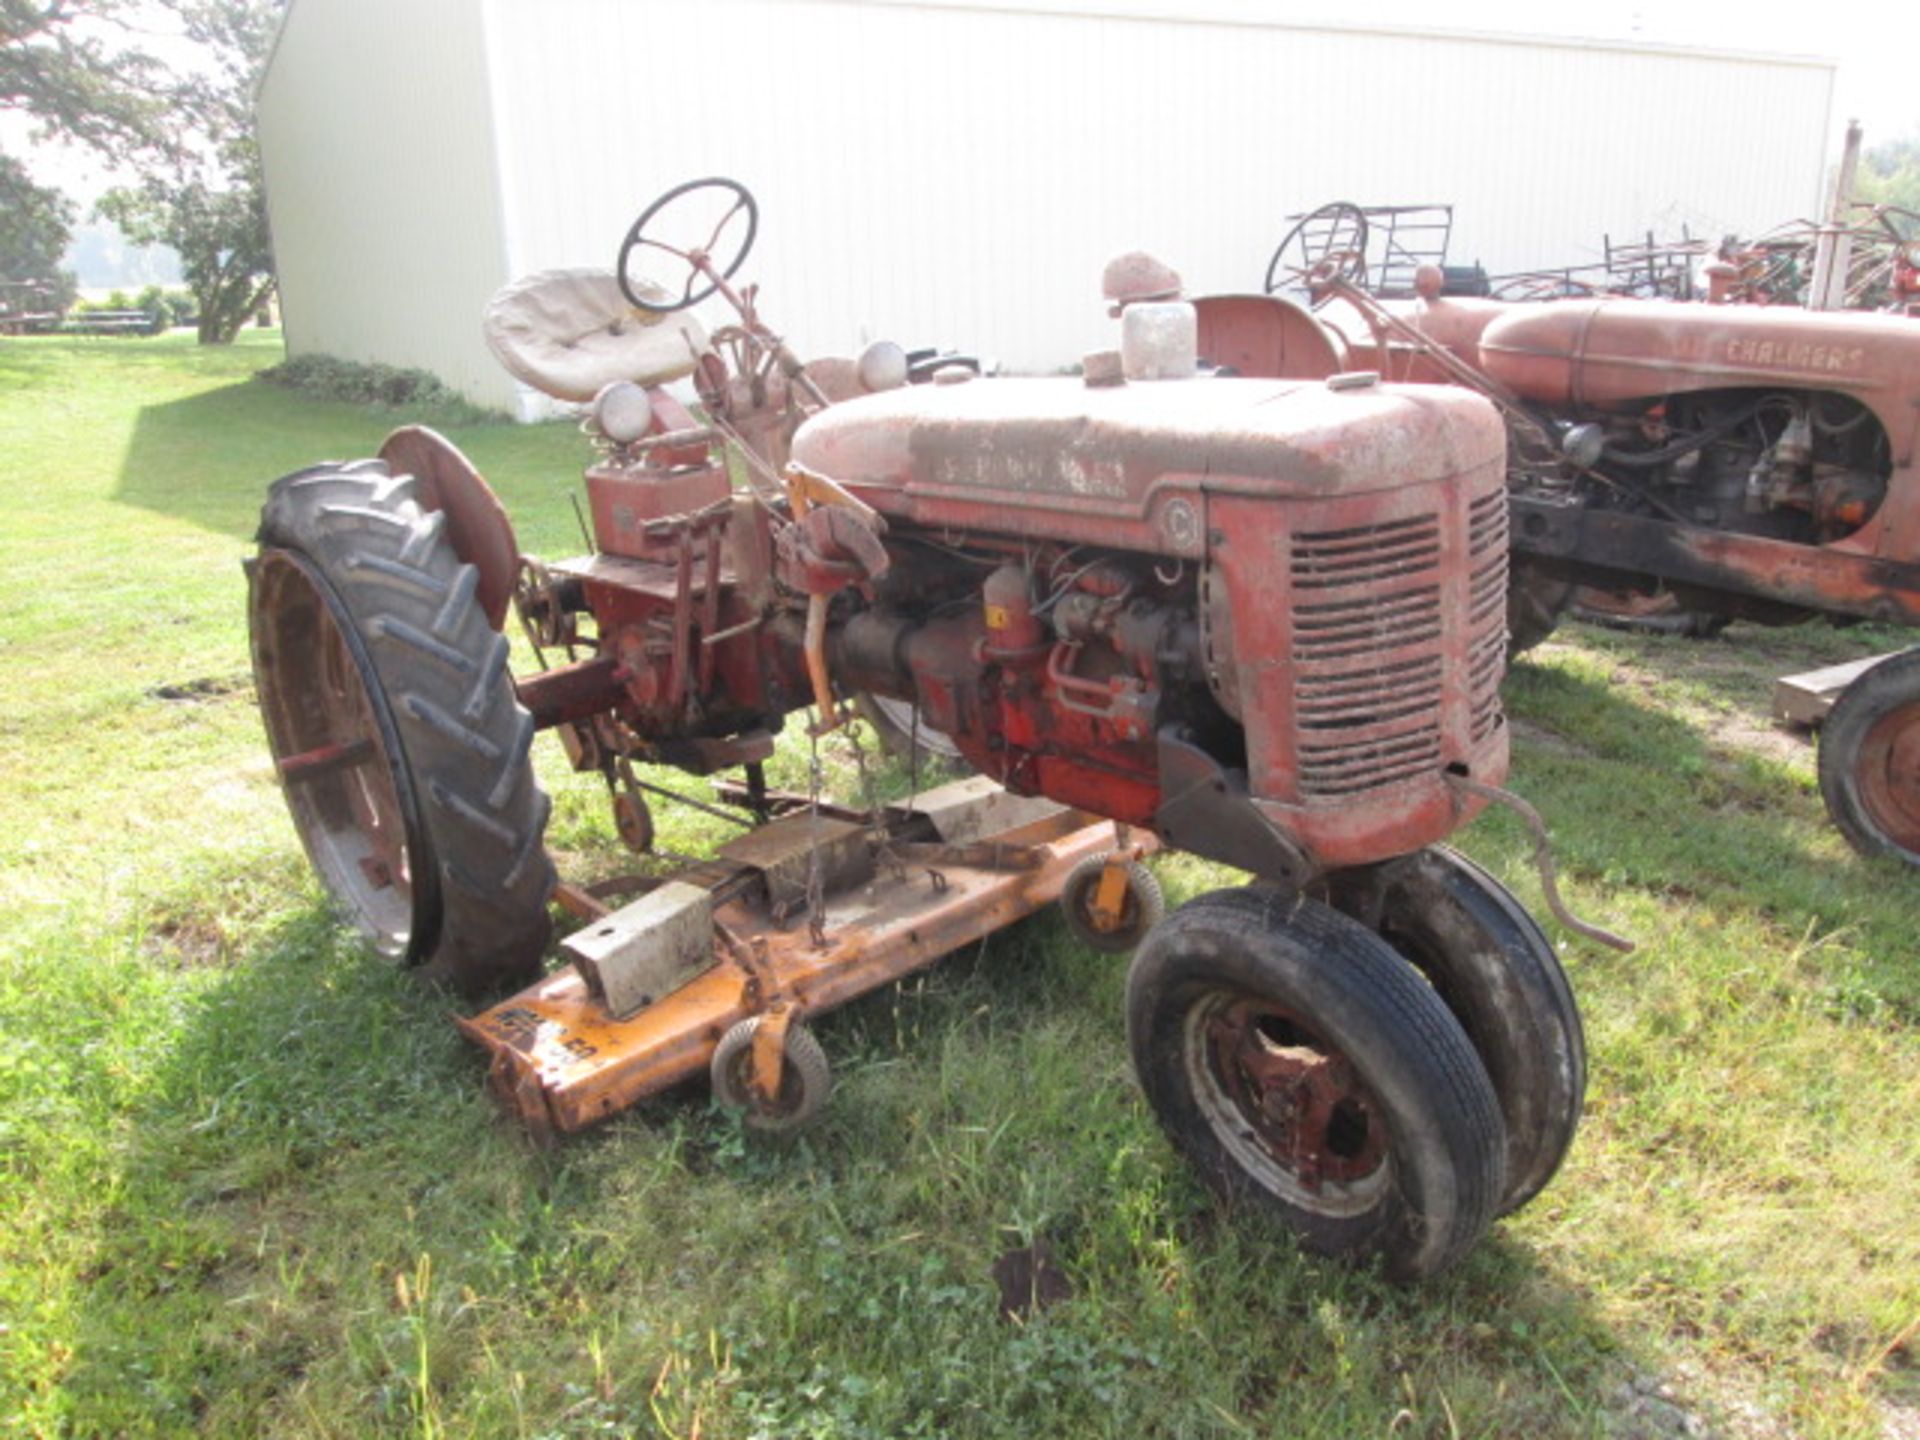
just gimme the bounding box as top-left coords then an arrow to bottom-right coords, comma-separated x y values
1183,989 -> 1390,1216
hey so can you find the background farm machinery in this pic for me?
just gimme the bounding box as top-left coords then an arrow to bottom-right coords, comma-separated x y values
1209,228 -> 1920,867
247,178 -> 1596,1280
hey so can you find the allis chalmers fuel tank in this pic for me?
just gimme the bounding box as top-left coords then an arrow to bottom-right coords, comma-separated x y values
791,373 -> 1512,874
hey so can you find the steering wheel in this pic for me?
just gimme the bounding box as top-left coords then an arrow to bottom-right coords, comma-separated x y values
616,177 -> 758,313
1264,202 -> 1370,298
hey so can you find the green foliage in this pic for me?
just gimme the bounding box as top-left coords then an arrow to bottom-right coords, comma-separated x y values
0,154 -> 76,300
94,0 -> 282,344
0,0 -> 186,303
257,351 -> 495,419
0,0 -> 179,159
1856,134 -> 1920,219
137,283 -> 198,327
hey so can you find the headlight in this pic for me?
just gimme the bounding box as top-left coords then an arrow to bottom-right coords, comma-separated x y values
590,381 -> 654,444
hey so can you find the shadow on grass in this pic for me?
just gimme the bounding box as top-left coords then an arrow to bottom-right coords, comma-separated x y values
110,378 -> 582,553
111,381 -> 418,542
1503,643 -> 1920,1006
55,890 -> 1640,1437
1551,615 -> 1920,736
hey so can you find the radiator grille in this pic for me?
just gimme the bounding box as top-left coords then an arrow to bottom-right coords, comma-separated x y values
1290,515 -> 1445,800
1466,489 -> 1509,744
1290,515 -> 1442,590
1287,491 -> 1507,801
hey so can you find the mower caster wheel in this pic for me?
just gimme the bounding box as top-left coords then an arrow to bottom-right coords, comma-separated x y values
1314,847 -> 1585,1216
1126,890 -> 1505,1281
1819,647 -> 1920,868
710,1016 -> 833,1134
1059,853 -> 1164,953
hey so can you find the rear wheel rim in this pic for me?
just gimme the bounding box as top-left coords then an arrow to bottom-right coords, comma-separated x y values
1856,701 -> 1920,853
252,549 -> 424,958
1185,989 -> 1390,1216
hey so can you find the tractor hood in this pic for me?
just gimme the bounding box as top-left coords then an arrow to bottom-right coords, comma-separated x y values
789,374 -> 1505,555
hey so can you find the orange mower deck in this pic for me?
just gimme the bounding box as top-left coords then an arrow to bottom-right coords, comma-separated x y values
456,776 -> 1152,1139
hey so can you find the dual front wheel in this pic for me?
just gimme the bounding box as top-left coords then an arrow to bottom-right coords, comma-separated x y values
1127,849 -> 1583,1279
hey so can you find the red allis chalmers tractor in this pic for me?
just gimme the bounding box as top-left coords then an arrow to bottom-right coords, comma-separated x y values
1198,261 -> 1920,868
248,180 -> 1588,1280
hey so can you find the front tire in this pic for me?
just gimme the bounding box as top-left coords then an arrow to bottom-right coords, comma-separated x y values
250,463 -> 555,995
1316,848 -> 1585,1215
1126,891 -> 1506,1280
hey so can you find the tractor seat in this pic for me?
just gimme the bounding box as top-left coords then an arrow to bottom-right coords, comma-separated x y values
482,268 -> 709,402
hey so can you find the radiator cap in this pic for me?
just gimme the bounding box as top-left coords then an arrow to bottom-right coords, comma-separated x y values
1326,370 -> 1381,392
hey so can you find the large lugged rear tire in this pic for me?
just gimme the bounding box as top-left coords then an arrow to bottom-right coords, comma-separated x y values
250,462 -> 555,995
1126,891 -> 1506,1281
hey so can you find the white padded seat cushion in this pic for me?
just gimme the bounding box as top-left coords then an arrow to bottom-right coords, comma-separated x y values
482,268 -> 709,402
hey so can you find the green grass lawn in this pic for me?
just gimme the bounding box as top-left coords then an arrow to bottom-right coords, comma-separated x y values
2,332 -> 1917,1438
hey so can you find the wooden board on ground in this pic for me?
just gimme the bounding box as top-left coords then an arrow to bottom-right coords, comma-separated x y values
1771,652 -> 1897,729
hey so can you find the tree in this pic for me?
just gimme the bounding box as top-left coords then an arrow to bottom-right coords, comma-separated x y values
1856,136 -> 1920,227
1,1 -> 181,290
0,153 -> 77,302
0,0 -> 177,156
95,0 -> 279,343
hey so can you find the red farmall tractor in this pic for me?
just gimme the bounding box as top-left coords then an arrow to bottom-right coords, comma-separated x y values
1200,250 -> 1920,869
248,179 -> 1591,1279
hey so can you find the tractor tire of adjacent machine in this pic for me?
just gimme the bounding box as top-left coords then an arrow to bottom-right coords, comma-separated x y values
1126,891 -> 1505,1281
250,462 -> 555,996
1314,847 -> 1585,1216
1505,566 -> 1576,657
1059,853 -> 1165,954
1818,647 -> 1920,868
710,1016 -> 833,1133
1571,586 -> 1731,640
853,692 -> 970,769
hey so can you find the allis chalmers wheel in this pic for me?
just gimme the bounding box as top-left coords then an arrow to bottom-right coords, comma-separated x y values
1818,647 -> 1920,867
1264,202 -> 1370,299
1505,565 -> 1576,656
250,463 -> 555,996
616,176 -> 758,314
710,1016 -> 834,1133
1571,586 -> 1730,639
1059,853 -> 1165,953
1126,891 -> 1504,1280
1312,847 -> 1585,1216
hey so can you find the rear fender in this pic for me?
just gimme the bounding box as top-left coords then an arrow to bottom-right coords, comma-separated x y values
378,425 -> 520,630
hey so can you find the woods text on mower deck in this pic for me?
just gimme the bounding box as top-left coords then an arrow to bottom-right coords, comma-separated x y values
249,178 -> 1593,1280
1200,252 -> 1920,869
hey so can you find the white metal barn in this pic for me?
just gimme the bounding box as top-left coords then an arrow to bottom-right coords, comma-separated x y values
256,0 -> 1838,418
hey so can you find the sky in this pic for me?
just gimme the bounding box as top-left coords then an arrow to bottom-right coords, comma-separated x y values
1342,0 -> 1909,142
4,1 -> 1911,205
